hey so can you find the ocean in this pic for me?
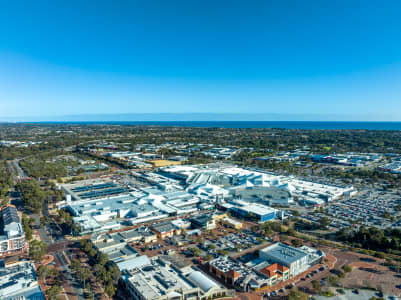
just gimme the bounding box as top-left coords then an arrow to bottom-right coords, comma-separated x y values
33,121 -> 401,130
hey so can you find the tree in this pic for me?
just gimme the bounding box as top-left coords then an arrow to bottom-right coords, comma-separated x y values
216,249 -> 229,256
262,222 -> 272,236
85,291 -> 94,300
270,221 -> 283,233
319,217 -> 331,230
84,242 -> 93,253
342,264 -> 352,273
96,252 -> 109,266
205,254 -> 214,261
104,280 -> 116,297
37,265 -> 50,285
291,210 -> 300,216
71,258 -> 81,274
288,227 -> 297,236
288,289 -> 309,300
291,238 -> 303,247
108,264 -> 121,281
207,244 -> 216,250
25,226 -> 33,240
40,216 -> 50,227
22,215 -> 34,240
29,240 -> 47,262
94,263 -> 105,275
327,275 -> 339,287
312,280 -> 321,292
190,247 -> 202,257
88,248 -> 97,258
16,179 -> 46,213
80,267 -> 91,288
46,285 -> 62,300
80,239 -> 88,248
72,223 -> 82,235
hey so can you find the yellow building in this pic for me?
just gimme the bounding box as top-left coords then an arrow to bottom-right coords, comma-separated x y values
222,217 -> 243,230
150,160 -> 182,167
213,212 -> 227,221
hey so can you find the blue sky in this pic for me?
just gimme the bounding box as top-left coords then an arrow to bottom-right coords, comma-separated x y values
1,0 -> 401,121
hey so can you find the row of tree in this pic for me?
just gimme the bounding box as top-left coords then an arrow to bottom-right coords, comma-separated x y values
16,179 -> 45,213
336,226 -> 401,255
0,161 -> 13,205
20,158 -> 67,179
29,239 -> 47,262
56,209 -> 81,235
78,239 -> 120,298
37,265 -> 62,300
22,215 -> 35,241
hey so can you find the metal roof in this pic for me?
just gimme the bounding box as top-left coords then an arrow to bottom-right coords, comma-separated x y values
117,255 -> 150,272
260,243 -> 308,265
187,271 -> 218,292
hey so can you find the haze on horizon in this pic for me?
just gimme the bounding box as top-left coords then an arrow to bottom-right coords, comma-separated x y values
1,1 -> 401,121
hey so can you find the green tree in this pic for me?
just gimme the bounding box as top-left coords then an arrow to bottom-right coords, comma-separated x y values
342,264 -> 352,273
37,265 -> 50,285
80,267 -> 91,288
108,264 -> 121,281
16,179 -> 46,213
85,291 -> 94,300
207,244 -> 216,250
262,222 -> 272,236
319,217 -> 331,230
46,285 -> 62,300
288,289 -> 309,300
104,280 -> 116,297
25,226 -> 33,240
96,252 -> 109,266
327,275 -> 339,287
29,240 -> 47,262
312,280 -> 321,292
71,259 -> 81,273
205,254 -> 214,261
84,242 -> 93,253
190,247 -> 202,257
291,238 -> 303,247
288,227 -> 297,236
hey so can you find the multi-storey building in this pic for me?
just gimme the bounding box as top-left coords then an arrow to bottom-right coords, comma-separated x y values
0,206 -> 27,257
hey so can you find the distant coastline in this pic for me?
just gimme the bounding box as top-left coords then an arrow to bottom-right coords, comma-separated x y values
9,121 -> 401,130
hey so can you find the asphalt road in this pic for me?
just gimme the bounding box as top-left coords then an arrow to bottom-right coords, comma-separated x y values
12,158 -> 27,179
7,159 -> 83,299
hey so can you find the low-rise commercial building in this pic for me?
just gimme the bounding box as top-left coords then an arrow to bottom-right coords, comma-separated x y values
122,255 -> 234,300
221,217 -> 243,230
221,201 -> 278,223
258,243 -> 324,277
0,261 -> 45,300
91,227 -> 157,271
189,214 -> 216,230
162,164 -> 356,204
209,256 -> 269,292
258,263 -> 289,286
152,221 -> 180,238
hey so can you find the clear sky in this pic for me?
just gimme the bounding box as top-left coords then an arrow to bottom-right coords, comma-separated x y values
1,0 -> 401,121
